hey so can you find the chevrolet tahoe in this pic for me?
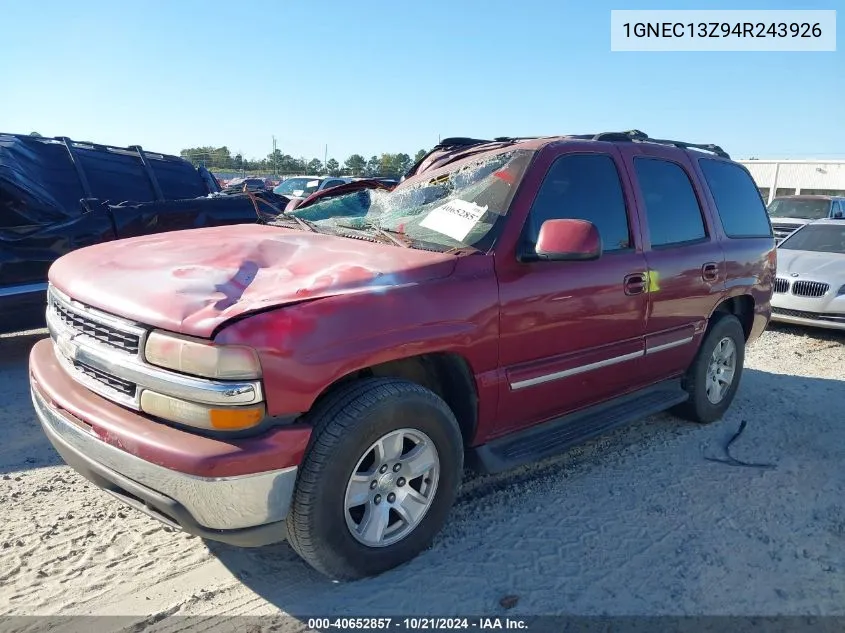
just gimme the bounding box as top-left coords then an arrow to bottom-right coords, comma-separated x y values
29,131 -> 776,580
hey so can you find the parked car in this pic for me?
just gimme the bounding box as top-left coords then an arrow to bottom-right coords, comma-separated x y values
29,130 -> 774,581
0,133 -> 280,333
347,176 -> 400,187
273,175 -> 352,201
221,177 -> 267,194
767,194 -> 845,242
770,219 -> 845,330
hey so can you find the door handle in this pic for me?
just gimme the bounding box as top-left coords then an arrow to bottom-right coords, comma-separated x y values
702,262 -> 719,282
624,272 -> 647,296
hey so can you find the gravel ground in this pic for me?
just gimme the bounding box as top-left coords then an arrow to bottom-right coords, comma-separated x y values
1,324 -> 844,629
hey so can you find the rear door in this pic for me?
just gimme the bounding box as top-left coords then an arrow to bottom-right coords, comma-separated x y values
694,157 -> 777,342
618,145 -> 726,383
494,145 -> 650,435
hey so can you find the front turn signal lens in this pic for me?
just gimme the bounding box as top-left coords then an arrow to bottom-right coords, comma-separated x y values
140,390 -> 265,431
145,330 -> 261,380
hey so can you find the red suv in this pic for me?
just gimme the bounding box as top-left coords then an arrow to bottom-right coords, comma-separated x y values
29,131 -> 776,580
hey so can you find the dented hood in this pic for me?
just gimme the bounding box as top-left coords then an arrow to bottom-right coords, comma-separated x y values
48,224 -> 458,338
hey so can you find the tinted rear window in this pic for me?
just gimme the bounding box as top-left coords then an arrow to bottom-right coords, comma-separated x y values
698,159 -> 772,238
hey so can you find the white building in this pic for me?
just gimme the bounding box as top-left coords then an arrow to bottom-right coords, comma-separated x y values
738,160 -> 845,204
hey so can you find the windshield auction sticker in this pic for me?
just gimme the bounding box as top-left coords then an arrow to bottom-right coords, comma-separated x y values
420,199 -> 488,242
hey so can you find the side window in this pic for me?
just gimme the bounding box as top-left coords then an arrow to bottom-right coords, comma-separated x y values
523,153 -> 631,253
698,159 -> 773,238
634,158 -> 706,247
835,200 -> 845,218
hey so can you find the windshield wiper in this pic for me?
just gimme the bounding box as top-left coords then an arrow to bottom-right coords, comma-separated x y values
246,191 -> 323,233
290,215 -> 322,233
364,223 -> 412,248
334,221 -> 411,248
275,214 -> 322,233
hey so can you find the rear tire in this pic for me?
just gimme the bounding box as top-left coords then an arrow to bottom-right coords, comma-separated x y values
672,313 -> 746,424
285,378 -> 463,580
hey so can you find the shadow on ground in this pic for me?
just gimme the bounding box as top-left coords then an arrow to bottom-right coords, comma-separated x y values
0,329 -> 61,474
206,367 -> 845,618
767,321 -> 845,343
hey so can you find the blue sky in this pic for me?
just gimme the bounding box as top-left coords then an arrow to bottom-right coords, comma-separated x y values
1,0 -> 842,163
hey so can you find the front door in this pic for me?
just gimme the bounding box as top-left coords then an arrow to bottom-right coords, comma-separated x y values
494,147 -> 649,436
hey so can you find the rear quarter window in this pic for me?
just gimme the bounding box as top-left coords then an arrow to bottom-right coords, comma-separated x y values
698,159 -> 773,238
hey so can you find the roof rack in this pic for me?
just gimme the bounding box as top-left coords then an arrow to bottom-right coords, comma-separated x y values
441,131 -> 731,159
583,129 -> 731,159
404,130 -> 730,179
437,137 -> 494,146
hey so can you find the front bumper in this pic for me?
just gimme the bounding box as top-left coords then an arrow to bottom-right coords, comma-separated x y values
770,307 -> 845,331
30,339 -> 310,546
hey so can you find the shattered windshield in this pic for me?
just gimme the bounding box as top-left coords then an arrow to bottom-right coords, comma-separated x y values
274,177 -> 323,197
274,150 -> 533,252
768,198 -> 832,220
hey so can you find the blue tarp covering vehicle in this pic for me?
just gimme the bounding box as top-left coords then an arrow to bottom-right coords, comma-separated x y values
0,133 -> 285,333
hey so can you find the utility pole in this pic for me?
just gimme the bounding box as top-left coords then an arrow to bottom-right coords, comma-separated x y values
324,144 -> 328,174
272,136 -> 277,177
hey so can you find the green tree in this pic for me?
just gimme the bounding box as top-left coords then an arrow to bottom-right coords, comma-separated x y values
212,146 -> 233,169
378,153 -> 396,177
272,153 -> 297,174
394,152 -> 412,176
307,158 -> 323,174
414,149 -> 427,162
344,154 -> 367,176
267,149 -> 286,173
30,131 -> 43,137
366,155 -> 380,176
180,146 -> 235,170
181,144 -> 434,177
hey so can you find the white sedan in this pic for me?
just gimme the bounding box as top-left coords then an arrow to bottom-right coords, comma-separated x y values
771,219 -> 845,330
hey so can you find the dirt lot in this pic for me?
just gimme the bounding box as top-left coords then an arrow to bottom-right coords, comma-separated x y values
1,325 -> 844,628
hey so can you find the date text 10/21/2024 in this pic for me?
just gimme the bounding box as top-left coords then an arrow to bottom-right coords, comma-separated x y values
306,618 -> 529,631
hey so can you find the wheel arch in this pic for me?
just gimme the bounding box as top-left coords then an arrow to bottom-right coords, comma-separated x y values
710,294 -> 755,340
309,352 -> 479,447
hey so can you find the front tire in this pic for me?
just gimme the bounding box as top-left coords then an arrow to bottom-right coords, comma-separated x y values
285,378 -> 464,580
672,313 -> 746,424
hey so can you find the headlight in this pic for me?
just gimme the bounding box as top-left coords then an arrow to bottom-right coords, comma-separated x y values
140,391 -> 265,431
144,330 -> 261,380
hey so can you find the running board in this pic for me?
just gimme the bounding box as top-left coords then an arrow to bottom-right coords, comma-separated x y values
468,380 -> 689,474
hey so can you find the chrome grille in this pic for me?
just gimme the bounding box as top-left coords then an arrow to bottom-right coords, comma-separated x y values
792,281 -> 829,298
771,223 -> 800,241
73,360 -> 137,397
773,307 -> 845,323
48,290 -> 141,355
773,278 -> 789,293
